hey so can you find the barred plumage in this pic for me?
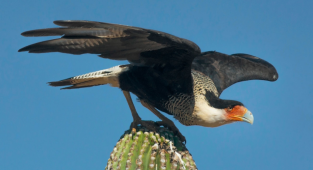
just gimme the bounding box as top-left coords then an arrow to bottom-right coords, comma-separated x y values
162,70 -> 219,126
20,20 -> 277,139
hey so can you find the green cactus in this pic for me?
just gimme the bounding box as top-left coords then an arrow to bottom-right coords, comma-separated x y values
105,122 -> 197,170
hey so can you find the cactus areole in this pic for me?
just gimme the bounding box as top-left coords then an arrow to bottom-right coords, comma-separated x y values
105,123 -> 197,170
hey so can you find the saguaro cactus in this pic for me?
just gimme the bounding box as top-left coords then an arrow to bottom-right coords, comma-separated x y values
105,122 -> 197,170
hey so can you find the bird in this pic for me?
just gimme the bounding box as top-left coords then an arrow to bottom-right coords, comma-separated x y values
19,20 -> 278,142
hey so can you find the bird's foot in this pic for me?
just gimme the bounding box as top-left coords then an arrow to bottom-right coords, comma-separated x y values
155,120 -> 186,144
130,120 -> 158,133
130,118 -> 186,143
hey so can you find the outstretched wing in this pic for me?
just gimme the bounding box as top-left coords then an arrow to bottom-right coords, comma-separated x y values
192,51 -> 278,95
19,20 -> 200,67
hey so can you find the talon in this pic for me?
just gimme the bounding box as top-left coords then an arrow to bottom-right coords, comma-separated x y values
130,120 -> 159,132
174,131 -> 186,144
179,135 -> 187,144
155,120 -> 186,144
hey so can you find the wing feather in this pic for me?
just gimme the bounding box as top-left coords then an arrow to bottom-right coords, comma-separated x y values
192,51 -> 278,95
19,20 -> 201,67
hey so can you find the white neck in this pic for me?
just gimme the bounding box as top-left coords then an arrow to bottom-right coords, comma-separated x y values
193,99 -> 228,127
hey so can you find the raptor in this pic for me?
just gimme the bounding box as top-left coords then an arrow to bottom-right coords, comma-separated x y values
19,20 -> 278,142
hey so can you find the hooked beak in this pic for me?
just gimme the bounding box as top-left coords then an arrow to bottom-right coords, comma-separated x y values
241,110 -> 254,124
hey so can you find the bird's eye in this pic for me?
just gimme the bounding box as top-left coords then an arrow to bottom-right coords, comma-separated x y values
227,107 -> 233,111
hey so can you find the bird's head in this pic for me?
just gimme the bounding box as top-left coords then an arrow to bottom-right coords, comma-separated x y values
224,105 -> 254,125
193,98 -> 254,127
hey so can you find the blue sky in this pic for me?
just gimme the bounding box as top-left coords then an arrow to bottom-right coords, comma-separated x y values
1,0 -> 312,169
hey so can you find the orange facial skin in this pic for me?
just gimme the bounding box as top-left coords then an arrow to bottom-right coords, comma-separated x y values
225,105 -> 248,121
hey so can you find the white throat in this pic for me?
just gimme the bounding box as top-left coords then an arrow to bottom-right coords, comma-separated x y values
193,99 -> 228,127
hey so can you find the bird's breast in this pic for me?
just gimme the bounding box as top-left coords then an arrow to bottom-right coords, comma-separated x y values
161,70 -> 220,125
118,67 -> 220,126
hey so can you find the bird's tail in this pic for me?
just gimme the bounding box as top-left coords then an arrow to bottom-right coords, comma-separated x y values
49,65 -> 129,89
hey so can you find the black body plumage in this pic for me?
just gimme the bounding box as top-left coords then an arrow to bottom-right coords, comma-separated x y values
19,20 -> 278,126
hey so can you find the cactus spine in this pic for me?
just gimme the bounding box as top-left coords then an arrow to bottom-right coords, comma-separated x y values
105,123 -> 197,170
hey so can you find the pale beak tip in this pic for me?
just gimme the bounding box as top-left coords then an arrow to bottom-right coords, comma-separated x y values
242,110 -> 254,125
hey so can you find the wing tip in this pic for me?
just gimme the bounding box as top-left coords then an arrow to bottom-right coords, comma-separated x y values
21,30 -> 43,37
53,20 -> 93,27
270,69 -> 279,82
18,46 -> 40,53
53,20 -> 72,26
21,31 -> 31,37
18,48 -> 25,52
272,74 -> 278,81
231,53 -> 279,82
18,45 -> 32,52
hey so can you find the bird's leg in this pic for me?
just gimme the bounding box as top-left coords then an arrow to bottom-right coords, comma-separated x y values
122,91 -> 141,124
122,91 -> 157,133
140,100 -> 186,143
